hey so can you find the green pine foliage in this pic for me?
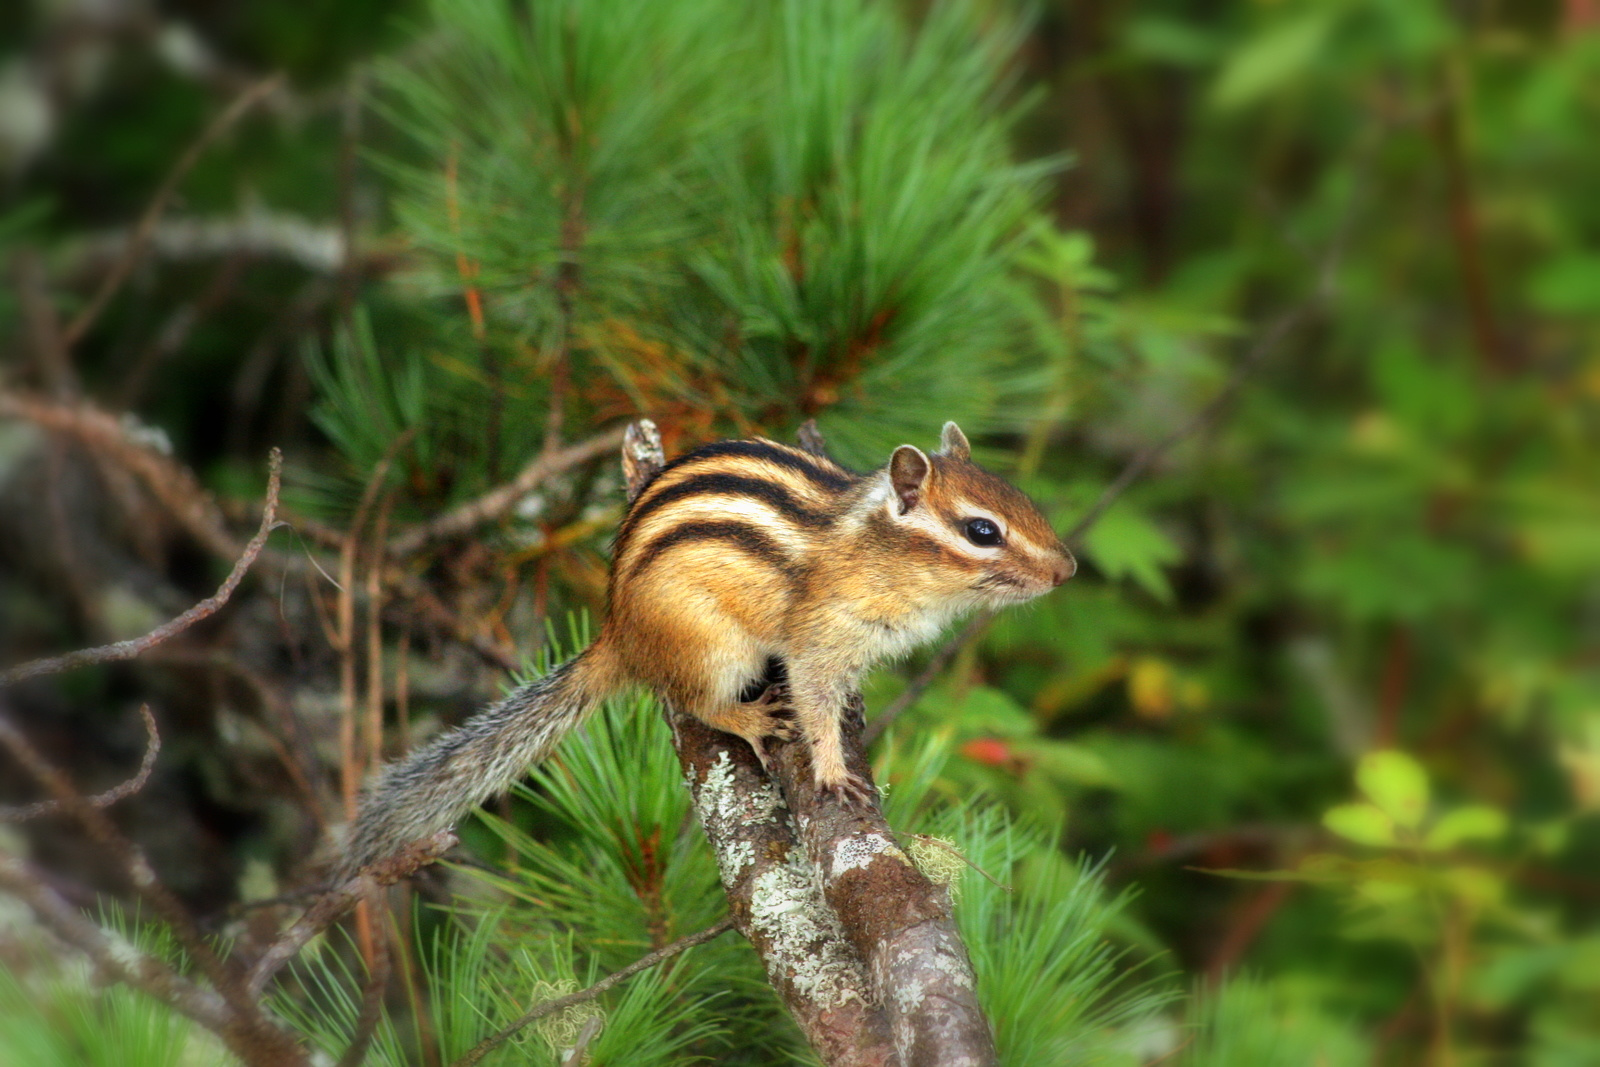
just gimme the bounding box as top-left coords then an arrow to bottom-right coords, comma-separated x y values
305,0 -> 1056,519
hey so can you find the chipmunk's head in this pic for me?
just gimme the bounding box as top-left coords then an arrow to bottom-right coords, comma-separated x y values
882,422 -> 1075,606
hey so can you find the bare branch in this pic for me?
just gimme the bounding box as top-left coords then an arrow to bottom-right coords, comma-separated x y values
60,213 -> 354,276
13,249 -> 78,398
797,418 -> 829,457
1061,304 -> 1305,545
771,694 -> 998,1066
0,704 -> 160,820
560,1016 -> 604,1067
334,887 -> 391,1067
0,391 -> 242,560
862,610 -> 989,747
63,73 -> 285,348
0,448 -> 283,686
0,700 -> 308,1065
671,710 -> 897,1066
0,853 -> 233,1033
246,830 -> 457,996
386,426 -> 626,558
620,419 -> 663,504
449,918 -> 735,1067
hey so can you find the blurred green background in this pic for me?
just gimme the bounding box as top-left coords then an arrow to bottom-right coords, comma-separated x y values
2,0 -> 1599,1063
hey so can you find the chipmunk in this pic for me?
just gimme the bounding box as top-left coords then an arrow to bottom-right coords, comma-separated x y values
343,421 -> 1074,873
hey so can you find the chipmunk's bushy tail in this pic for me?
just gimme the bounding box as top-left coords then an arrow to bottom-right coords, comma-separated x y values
342,645 -> 617,876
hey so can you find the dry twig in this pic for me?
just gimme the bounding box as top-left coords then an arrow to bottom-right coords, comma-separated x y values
0,391 -> 242,560
0,699 -> 308,1066
246,830 -> 457,996
0,448 -> 283,686
335,886 -> 392,1067
0,704 -> 160,821
63,73 -> 285,348
386,426 -> 626,557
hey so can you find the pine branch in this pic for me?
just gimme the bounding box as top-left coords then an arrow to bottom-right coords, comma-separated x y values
385,426 -> 626,557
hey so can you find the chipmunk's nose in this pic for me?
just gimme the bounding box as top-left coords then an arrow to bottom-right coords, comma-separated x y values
1051,550 -> 1077,587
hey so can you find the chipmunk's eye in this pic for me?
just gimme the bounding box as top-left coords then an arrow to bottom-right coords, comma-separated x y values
964,518 -> 1003,546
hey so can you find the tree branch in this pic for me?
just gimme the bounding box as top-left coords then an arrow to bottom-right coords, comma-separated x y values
63,73 -> 285,348
246,831 -> 457,996
626,420 -> 994,1065
624,422 -> 898,1065
0,391 -> 243,560
0,448 -> 282,686
385,426 -> 625,558
0,704 -> 160,820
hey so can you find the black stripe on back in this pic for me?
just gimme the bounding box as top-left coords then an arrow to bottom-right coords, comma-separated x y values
628,471 -> 835,535
628,520 -> 794,580
657,440 -> 856,493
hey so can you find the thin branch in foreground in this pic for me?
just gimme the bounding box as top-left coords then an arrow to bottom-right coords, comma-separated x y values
246,831 -> 457,996
862,610 -> 989,747
63,73 -> 285,348
0,448 -> 284,686
1060,301 -> 1306,546
0,700 -> 308,1065
0,704 -> 160,821
449,918 -> 735,1067
334,886 -> 392,1067
0,392 -> 242,561
385,426 -> 626,558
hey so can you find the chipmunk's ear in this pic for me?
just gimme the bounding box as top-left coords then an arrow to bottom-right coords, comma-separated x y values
889,445 -> 931,513
939,421 -> 971,460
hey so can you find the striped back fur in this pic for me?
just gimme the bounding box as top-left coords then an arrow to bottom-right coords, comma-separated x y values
610,438 -> 862,597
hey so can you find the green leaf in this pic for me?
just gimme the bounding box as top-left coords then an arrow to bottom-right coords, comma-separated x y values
1081,503 -> 1182,602
1356,750 -> 1429,829
1210,13 -> 1335,111
1424,805 -> 1508,851
1323,803 -> 1396,847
